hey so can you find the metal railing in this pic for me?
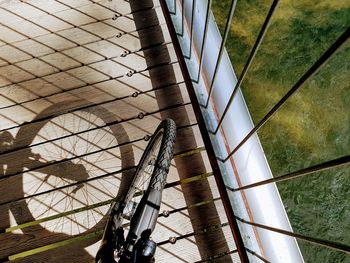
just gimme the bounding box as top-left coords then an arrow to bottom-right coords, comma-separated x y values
160,0 -> 350,262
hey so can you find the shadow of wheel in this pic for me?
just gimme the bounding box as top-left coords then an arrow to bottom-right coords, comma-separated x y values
8,100 -> 135,260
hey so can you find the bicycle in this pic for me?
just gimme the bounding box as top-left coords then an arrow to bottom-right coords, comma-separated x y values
95,118 -> 177,263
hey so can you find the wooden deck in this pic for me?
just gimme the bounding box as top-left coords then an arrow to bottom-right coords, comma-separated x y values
0,0 -> 239,262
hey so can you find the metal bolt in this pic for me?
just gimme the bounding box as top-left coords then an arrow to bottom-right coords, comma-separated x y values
126,70 -> 136,77
169,236 -> 177,244
121,50 -> 131,57
112,14 -> 118,20
137,112 -> 144,119
162,210 -> 170,217
131,92 -> 139,97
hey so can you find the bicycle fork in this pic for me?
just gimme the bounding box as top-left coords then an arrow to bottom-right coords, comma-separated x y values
124,187 -> 163,262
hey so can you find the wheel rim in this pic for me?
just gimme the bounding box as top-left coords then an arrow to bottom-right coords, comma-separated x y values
121,130 -> 164,223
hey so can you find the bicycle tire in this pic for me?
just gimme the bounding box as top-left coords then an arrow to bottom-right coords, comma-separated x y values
127,118 -> 176,238
96,118 -> 176,262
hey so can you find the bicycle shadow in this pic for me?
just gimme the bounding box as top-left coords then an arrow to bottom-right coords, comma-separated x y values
0,99 -> 135,262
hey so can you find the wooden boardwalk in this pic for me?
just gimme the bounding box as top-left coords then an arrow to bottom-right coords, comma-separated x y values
0,0 -> 239,262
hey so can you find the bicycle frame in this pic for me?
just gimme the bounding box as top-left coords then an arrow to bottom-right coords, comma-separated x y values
96,119 -> 176,263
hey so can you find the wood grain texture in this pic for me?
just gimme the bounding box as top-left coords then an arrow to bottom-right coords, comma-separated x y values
0,124 -> 204,227
1,178 -> 224,260
0,0 -> 236,262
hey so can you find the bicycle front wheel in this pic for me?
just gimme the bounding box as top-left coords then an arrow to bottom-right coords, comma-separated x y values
96,119 -> 176,263
125,118 -> 176,240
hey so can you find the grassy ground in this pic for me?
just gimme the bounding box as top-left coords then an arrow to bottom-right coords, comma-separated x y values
211,0 -> 350,262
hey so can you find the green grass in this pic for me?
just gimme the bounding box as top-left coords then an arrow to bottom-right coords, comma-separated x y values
211,0 -> 350,262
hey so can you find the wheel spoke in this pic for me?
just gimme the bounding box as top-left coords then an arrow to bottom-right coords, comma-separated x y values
22,110 -> 123,235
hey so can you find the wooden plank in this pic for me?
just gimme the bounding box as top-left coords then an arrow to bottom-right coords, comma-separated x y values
0,122 -> 201,207
9,235 -> 101,263
0,18 -> 168,74
103,6 -> 165,33
0,9 -> 49,39
157,224 -> 235,263
5,201 -> 224,262
0,115 -> 202,229
89,0 -> 160,16
0,80 -> 187,137
2,8 -> 167,82
2,152 -> 208,234
0,173 -> 220,260
0,60 -> 183,115
0,81 -> 188,155
0,45 -> 32,63
8,220 -> 233,263
0,24 -> 28,44
108,23 -> 171,53
0,103 -> 197,203
0,40 -> 175,110
0,44 -> 178,131
0,65 -> 34,88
